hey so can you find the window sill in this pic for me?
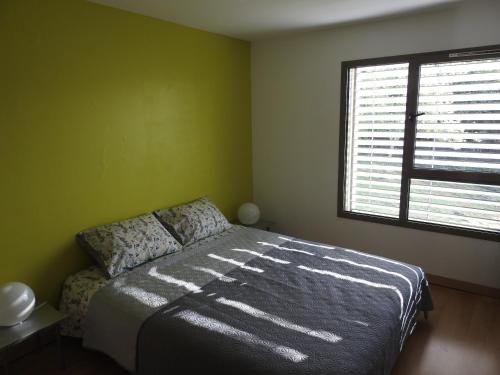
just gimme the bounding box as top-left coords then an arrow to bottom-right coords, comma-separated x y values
337,210 -> 499,242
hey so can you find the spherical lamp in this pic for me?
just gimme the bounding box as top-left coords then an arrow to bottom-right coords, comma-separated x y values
238,202 -> 261,225
0,282 -> 36,327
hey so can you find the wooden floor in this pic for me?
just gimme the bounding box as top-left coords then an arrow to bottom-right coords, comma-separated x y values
7,285 -> 500,375
392,285 -> 500,375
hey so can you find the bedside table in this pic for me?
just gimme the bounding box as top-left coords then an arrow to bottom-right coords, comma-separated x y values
240,219 -> 275,232
0,303 -> 67,375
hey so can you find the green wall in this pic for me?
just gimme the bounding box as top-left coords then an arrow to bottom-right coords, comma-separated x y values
0,0 -> 252,304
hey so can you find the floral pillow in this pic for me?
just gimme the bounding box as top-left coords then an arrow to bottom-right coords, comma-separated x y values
76,213 -> 181,278
154,197 -> 232,246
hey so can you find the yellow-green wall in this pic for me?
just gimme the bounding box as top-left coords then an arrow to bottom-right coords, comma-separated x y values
0,0 -> 252,304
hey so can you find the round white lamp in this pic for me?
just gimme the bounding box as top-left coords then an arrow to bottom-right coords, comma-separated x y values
0,282 -> 36,327
238,202 -> 261,225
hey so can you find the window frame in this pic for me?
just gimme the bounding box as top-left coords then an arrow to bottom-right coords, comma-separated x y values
337,45 -> 500,242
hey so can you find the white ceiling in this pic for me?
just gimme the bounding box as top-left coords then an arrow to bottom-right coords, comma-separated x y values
89,0 -> 459,41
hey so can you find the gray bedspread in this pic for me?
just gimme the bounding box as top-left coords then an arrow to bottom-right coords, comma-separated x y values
84,226 -> 432,374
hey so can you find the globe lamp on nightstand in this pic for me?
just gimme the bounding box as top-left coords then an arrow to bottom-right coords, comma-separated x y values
237,202 -> 261,225
0,282 -> 36,327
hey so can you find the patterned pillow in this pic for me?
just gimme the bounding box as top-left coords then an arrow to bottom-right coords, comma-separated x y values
76,213 -> 181,278
154,197 -> 232,246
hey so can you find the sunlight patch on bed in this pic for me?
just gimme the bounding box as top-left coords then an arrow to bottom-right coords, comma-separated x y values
282,237 -> 423,283
298,265 -> 404,319
174,310 -> 308,363
216,297 -> 342,344
162,305 -> 180,314
399,287 -> 423,346
341,248 -> 423,283
348,319 -> 370,327
207,254 -> 264,273
257,241 -> 315,256
323,256 -> 412,294
232,248 -> 291,264
401,285 -> 421,336
190,265 -> 237,283
119,285 -> 168,308
279,237 -> 334,250
323,255 -> 414,319
148,267 -> 202,293
400,309 -> 419,350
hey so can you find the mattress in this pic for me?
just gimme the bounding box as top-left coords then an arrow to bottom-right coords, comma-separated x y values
59,266 -> 108,337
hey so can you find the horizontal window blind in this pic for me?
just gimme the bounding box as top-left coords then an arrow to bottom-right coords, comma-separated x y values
341,48 -> 500,240
345,63 -> 409,218
415,58 -> 500,173
408,179 -> 500,232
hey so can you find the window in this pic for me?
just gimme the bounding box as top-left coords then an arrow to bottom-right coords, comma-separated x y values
338,46 -> 500,241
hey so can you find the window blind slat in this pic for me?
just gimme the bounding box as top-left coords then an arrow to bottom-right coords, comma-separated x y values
418,93 -> 500,103
419,83 -> 500,94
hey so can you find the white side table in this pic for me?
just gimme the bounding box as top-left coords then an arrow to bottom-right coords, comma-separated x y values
0,303 -> 67,375
240,220 -> 275,231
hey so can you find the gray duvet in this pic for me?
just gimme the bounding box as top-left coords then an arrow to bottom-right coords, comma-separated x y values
83,226 -> 432,375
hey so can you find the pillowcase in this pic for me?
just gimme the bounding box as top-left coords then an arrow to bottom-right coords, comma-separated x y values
76,213 -> 181,278
154,197 -> 232,246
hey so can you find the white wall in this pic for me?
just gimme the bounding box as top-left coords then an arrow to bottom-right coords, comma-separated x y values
252,0 -> 500,288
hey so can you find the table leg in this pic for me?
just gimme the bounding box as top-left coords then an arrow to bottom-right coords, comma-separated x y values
56,325 -> 65,370
36,331 -> 42,350
1,350 -> 8,375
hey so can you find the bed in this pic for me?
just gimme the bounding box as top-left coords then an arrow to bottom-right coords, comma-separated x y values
60,224 -> 432,375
